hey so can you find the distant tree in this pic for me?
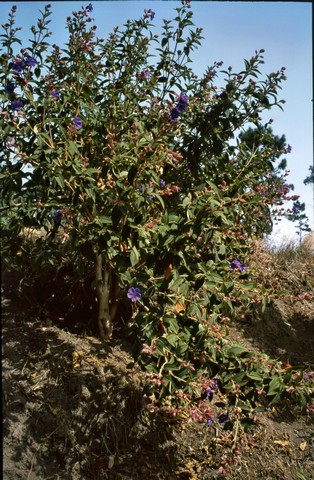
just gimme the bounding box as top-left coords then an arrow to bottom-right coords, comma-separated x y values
304,165 -> 314,186
286,200 -> 311,244
237,125 -> 294,232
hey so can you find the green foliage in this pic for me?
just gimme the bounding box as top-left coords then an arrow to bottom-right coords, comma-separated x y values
1,2 -> 312,426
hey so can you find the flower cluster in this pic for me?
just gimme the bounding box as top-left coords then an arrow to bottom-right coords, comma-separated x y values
190,399 -> 214,423
142,340 -> 157,356
229,259 -> 247,273
199,376 -> 219,397
145,371 -> 165,387
170,92 -> 189,122
11,56 -> 37,74
137,68 -> 151,82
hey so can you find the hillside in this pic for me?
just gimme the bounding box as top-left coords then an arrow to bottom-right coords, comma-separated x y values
2,236 -> 314,480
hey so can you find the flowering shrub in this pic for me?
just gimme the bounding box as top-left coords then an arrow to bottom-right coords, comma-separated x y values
1,1 -> 312,428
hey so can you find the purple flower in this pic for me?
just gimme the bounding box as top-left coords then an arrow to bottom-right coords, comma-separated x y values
11,100 -> 23,111
24,57 -> 37,67
207,69 -> 217,79
176,92 -> 189,113
144,9 -> 155,21
72,116 -> 83,129
127,287 -> 141,302
12,61 -> 25,73
86,3 -> 93,12
5,82 -> 15,94
53,209 -> 62,225
160,179 -> 166,188
207,417 -> 214,425
170,92 -> 189,121
239,262 -> 247,273
286,144 -> 292,153
218,413 -> 229,423
230,259 -> 247,273
50,89 -> 60,99
144,69 -> 150,79
212,379 -> 219,390
229,259 -> 241,271
138,184 -> 143,193
170,107 -> 180,122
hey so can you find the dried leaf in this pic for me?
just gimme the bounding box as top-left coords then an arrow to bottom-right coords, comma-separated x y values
283,363 -> 293,370
175,301 -> 185,313
108,455 -> 115,469
120,243 -> 127,252
164,263 -> 173,279
299,441 -> 307,451
274,440 -> 292,451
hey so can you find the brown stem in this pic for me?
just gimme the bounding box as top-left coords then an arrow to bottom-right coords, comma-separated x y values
95,252 -> 113,339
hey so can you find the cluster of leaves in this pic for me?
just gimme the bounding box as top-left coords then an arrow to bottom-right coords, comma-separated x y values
1,1 -> 312,428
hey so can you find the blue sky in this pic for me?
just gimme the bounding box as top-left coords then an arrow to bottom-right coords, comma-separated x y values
1,1 -> 313,242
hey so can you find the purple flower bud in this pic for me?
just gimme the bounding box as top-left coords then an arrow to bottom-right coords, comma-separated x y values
170,107 -> 180,122
144,9 -> 155,21
176,92 -> 189,113
218,413 -> 229,423
12,61 -> 25,73
72,116 -> 83,129
239,262 -> 247,273
11,100 -> 23,111
212,379 -> 219,390
24,57 -> 37,67
53,209 -> 62,225
5,82 -> 15,94
160,179 -> 166,188
49,89 -> 60,99
86,3 -> 93,12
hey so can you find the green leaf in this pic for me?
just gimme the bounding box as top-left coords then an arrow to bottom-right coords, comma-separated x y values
130,246 -> 140,266
267,375 -> 284,396
227,344 -> 248,356
246,371 -> 264,382
166,333 -> 179,347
